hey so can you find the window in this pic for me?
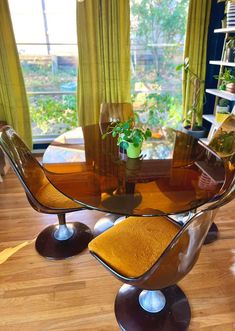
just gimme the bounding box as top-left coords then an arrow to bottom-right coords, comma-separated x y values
9,0 -> 189,140
130,0 -> 189,129
9,0 -> 78,139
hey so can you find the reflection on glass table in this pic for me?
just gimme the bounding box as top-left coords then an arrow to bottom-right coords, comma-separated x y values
43,124 -> 227,219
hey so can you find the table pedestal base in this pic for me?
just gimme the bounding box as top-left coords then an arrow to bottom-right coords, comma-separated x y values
115,284 -> 191,331
35,222 -> 93,259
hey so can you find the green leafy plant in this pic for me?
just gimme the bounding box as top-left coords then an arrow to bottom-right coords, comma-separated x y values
226,37 -> 235,49
102,118 -> 152,150
176,57 -> 204,131
29,94 -> 78,135
210,131 -> 235,155
214,68 -> 235,90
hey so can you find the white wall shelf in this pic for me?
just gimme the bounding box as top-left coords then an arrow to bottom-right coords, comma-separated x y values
206,89 -> 235,101
203,114 -> 220,128
209,60 -> 235,67
214,27 -> 235,33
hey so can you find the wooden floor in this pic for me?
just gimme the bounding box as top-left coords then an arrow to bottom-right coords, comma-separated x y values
0,170 -> 235,331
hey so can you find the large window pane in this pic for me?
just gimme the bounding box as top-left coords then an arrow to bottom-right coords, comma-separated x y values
8,0 -> 78,138
130,0 -> 189,129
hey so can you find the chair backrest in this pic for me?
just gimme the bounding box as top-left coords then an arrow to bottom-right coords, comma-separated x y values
0,126 -> 54,212
99,103 -> 133,128
207,114 -> 235,205
133,210 -> 215,289
209,114 -> 235,159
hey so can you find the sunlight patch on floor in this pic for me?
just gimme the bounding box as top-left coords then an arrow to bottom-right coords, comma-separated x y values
0,239 -> 35,264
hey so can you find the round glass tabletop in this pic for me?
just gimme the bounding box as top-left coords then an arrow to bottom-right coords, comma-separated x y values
43,124 -> 227,216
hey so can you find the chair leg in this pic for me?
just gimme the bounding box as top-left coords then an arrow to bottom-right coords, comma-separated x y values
54,214 -> 74,240
35,213 -> 93,260
115,284 -> 191,331
139,290 -> 166,313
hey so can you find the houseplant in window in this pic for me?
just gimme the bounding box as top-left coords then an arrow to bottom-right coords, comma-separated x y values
176,58 -> 207,138
216,98 -> 230,123
102,118 -> 152,158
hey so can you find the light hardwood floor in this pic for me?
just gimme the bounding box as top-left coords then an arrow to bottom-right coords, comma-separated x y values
0,170 -> 235,331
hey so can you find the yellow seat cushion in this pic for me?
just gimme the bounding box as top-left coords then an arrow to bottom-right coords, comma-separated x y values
35,182 -> 82,209
89,216 -> 180,278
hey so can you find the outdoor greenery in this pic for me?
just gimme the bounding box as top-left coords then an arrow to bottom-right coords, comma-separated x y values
21,58 -> 77,92
21,57 -> 78,136
130,0 -> 189,130
29,94 -> 77,136
19,0 -> 189,136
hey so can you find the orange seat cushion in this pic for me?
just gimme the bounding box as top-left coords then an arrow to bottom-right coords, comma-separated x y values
35,182 -> 82,209
89,216 -> 180,278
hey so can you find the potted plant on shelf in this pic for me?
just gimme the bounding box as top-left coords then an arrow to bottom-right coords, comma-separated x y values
214,68 -> 235,93
102,118 -> 152,158
176,58 -> 207,139
216,98 -> 230,123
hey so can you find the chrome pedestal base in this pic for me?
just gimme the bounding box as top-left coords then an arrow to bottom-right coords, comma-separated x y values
115,284 -> 191,331
139,290 -> 166,313
94,214 -> 126,236
35,222 -> 93,259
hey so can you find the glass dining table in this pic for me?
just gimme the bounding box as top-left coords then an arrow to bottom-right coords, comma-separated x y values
42,124 -> 227,227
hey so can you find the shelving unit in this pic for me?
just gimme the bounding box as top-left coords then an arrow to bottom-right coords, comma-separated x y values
209,60 -> 235,67
205,26 -> 235,138
205,88 -> 235,100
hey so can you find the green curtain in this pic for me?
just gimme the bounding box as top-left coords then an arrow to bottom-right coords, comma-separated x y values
183,0 -> 212,126
77,0 -> 131,126
0,0 -> 32,148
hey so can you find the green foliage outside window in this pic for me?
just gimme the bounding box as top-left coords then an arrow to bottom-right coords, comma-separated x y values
29,94 -> 78,136
21,0 -> 188,137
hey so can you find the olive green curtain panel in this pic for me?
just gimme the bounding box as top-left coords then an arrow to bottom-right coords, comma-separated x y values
77,0 -> 131,126
183,0 -> 212,125
0,0 -> 32,148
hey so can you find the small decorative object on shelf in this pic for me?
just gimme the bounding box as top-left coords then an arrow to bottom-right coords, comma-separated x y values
216,98 -> 230,122
225,37 -> 235,61
102,118 -> 152,158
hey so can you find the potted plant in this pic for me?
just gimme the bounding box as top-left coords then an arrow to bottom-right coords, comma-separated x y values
216,98 -> 230,123
102,118 -> 152,158
214,68 -> 235,93
176,58 -> 207,138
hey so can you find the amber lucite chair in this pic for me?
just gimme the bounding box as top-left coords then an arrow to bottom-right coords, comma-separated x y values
204,114 -> 235,243
99,102 -> 134,134
94,103 -> 134,235
0,126 -> 93,259
89,170 -> 235,331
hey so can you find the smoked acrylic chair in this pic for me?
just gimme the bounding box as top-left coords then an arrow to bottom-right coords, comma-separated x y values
99,102 -> 134,134
94,102 -> 134,235
89,171 -> 235,331
204,114 -> 235,243
0,126 -> 93,259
